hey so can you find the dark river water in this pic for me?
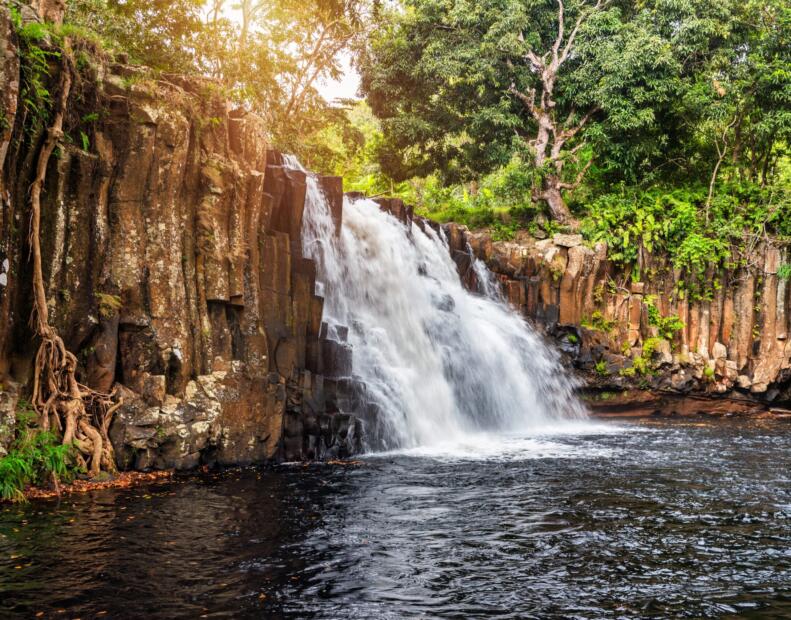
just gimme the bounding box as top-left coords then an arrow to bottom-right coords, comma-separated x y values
1,418 -> 790,619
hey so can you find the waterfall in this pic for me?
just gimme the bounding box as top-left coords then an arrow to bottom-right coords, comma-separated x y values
287,157 -> 587,452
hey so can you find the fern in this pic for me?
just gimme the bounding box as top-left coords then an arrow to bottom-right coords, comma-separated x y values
0,402 -> 80,502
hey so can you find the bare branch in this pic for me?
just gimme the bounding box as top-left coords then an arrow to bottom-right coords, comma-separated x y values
568,142 -> 586,157
561,106 -> 599,140
551,0 -> 566,66
525,48 -> 545,72
705,114 -> 740,217
508,84 -> 539,119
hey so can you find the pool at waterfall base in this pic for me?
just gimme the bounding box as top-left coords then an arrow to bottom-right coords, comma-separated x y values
2,417 -> 790,619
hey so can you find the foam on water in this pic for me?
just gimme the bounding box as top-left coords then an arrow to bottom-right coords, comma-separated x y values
375,421 -> 632,463
288,155 -> 590,454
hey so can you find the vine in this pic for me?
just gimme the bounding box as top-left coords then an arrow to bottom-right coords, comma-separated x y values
26,39 -> 121,479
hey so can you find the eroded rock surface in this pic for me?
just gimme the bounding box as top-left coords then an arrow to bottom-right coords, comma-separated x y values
442,223 -> 791,412
0,44 -> 361,468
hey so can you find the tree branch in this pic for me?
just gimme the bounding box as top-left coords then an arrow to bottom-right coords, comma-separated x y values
558,0 -> 609,67
551,0 -> 565,66
558,158 -> 594,190
508,84 -> 539,119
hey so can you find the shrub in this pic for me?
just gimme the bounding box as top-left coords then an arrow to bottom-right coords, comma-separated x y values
580,182 -> 788,293
582,311 -> 616,333
643,296 -> 685,341
0,402 -> 79,502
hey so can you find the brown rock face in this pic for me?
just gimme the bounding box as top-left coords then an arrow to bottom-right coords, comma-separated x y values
0,53 -> 361,468
0,7 -> 18,189
454,227 -> 791,409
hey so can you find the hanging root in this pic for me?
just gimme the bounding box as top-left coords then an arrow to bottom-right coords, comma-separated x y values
28,40 -> 121,478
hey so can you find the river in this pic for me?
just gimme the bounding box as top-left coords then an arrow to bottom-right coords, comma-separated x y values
2,417 -> 790,619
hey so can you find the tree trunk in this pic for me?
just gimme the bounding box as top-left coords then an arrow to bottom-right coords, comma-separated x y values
542,177 -> 578,229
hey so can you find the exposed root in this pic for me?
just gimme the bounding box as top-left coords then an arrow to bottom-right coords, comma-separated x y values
28,40 -> 121,478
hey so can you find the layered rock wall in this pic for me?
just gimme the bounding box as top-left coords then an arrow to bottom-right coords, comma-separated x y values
0,8 -> 361,465
442,223 -> 791,412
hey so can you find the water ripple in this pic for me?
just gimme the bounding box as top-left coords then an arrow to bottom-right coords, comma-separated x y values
1,418 -> 790,618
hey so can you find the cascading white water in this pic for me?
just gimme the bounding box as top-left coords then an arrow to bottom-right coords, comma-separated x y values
288,156 -> 587,451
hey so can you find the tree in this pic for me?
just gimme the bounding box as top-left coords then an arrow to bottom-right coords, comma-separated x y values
361,0 -> 683,224
65,0 -> 372,165
360,0 -> 791,224
602,0 -> 790,195
503,0 -> 610,224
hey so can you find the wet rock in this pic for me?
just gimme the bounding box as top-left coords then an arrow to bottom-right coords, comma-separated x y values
670,371 -> 695,392
451,224 -> 791,410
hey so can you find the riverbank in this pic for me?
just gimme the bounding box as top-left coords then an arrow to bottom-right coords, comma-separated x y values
21,470 -> 174,501
585,389 -> 791,420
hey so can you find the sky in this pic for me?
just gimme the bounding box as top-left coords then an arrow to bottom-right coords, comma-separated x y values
214,1 -> 362,103
317,54 -> 362,102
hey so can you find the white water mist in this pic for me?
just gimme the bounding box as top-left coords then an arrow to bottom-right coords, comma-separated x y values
289,157 -> 587,451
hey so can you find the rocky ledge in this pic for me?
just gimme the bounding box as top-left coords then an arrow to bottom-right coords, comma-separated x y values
439,222 -> 791,414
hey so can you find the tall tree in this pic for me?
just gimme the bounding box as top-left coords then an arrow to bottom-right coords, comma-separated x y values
363,0 -> 789,224
66,0 -> 371,165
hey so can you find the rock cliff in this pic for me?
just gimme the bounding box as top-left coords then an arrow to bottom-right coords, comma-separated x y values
0,7 -> 361,465
440,221 -> 791,416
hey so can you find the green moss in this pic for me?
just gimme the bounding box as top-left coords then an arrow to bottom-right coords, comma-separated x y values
582,311 -> 616,333
96,292 -> 123,318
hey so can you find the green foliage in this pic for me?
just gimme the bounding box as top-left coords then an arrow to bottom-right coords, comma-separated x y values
620,337 -> 669,378
360,0 -> 680,184
594,360 -> 608,376
64,0 -> 370,165
0,402 -> 78,502
643,296 -> 685,341
778,264 -> 791,280
404,158 -> 548,238
357,0 -> 789,237
10,9 -> 60,129
581,182 -> 789,292
582,311 -> 616,333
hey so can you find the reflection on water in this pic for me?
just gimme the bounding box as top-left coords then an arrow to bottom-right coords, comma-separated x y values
1,418 -> 790,619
